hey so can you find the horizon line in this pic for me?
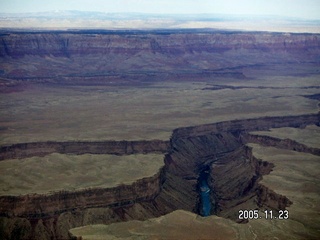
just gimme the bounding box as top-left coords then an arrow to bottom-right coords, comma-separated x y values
1,11 -> 320,21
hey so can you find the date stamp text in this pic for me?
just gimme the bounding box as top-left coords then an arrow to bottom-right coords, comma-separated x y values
238,209 -> 289,220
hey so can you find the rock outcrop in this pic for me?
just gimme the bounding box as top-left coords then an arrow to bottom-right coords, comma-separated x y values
1,113 -> 318,161
0,140 -> 170,160
0,113 -> 319,239
1,31 -> 319,59
171,113 -> 320,139
0,30 -> 319,83
0,168 -> 165,218
1,29 -> 320,239
243,134 -> 320,156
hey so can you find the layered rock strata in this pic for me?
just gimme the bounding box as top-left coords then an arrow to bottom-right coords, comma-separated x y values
1,31 -> 319,59
243,134 -> 320,156
0,140 -> 170,160
171,113 -> 319,139
0,113 -> 319,239
0,30 -> 319,83
1,113 -> 318,161
0,168 -> 165,218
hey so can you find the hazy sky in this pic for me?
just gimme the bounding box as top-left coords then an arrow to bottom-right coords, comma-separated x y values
1,0 -> 320,19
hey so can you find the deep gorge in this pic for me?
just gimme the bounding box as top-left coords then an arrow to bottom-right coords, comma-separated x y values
0,113 -> 319,239
0,29 -> 319,239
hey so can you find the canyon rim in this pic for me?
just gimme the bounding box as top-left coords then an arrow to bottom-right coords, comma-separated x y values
0,10 -> 320,240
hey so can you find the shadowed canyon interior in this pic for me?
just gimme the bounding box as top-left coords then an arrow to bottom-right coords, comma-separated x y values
0,113 -> 319,239
0,30 -> 319,239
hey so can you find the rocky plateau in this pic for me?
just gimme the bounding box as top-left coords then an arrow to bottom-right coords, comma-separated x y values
0,113 -> 319,239
0,29 -> 320,239
0,30 -> 319,89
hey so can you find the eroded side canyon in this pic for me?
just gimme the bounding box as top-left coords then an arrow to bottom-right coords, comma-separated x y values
0,113 -> 319,239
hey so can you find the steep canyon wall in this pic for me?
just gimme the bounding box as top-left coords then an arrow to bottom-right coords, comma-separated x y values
0,140 -> 170,160
0,113 -> 319,239
1,31 -> 319,58
0,31 -> 319,82
171,113 -> 320,139
1,30 -> 320,239
0,168 -> 165,218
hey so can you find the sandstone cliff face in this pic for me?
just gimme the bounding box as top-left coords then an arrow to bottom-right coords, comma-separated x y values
0,168 -> 165,218
171,113 -> 320,139
1,113 -> 317,161
209,147 -> 260,210
165,131 -> 284,221
0,140 -> 170,160
0,113 -> 319,239
243,134 -> 320,156
0,31 -> 319,80
256,185 -> 293,211
166,132 -> 242,178
1,32 -> 319,58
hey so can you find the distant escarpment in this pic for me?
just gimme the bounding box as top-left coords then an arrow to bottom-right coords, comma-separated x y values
0,30 -> 319,83
243,134 -> 320,156
0,113 -> 319,239
171,113 -> 319,140
0,140 -> 170,160
1,31 -> 319,58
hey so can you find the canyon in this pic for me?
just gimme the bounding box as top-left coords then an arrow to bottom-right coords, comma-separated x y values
0,30 -> 319,87
0,29 -> 320,239
0,113 -> 319,239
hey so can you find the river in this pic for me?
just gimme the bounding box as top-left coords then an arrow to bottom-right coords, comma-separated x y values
199,170 -> 211,216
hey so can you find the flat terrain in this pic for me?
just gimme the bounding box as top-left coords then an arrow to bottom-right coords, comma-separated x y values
70,210 -> 246,240
1,73 -> 319,145
247,143 -> 320,239
0,153 -> 164,195
250,125 -> 320,148
70,127 -> 320,240
0,30 -> 319,239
